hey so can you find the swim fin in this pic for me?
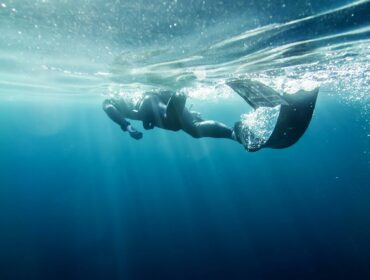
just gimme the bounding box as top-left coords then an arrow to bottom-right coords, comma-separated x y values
227,79 -> 289,109
228,79 -> 319,151
263,88 -> 319,149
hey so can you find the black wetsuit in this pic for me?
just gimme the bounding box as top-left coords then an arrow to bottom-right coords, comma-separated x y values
104,81 -> 318,150
103,92 -> 233,139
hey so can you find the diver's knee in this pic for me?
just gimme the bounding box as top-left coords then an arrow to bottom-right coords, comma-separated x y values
187,129 -> 201,138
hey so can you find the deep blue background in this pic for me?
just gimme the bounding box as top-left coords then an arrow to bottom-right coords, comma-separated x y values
0,93 -> 369,280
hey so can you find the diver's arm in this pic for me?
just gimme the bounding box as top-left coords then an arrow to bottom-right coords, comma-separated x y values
126,125 -> 143,140
103,101 -> 131,129
103,100 -> 143,139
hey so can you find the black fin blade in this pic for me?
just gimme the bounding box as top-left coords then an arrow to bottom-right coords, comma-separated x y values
263,88 -> 319,149
227,79 -> 289,109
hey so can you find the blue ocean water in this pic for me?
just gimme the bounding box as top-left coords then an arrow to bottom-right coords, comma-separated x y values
0,1 -> 369,279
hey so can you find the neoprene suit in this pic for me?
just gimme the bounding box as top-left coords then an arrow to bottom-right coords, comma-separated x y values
103,91 -> 234,140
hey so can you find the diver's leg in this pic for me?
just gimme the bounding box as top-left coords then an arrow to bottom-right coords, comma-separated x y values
102,99 -> 130,129
180,110 -> 234,139
192,120 -> 234,138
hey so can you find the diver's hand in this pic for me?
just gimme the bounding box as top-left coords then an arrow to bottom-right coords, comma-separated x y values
127,125 -> 143,140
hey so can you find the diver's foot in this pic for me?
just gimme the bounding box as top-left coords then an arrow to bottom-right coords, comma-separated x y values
232,121 -> 243,144
232,122 -> 262,152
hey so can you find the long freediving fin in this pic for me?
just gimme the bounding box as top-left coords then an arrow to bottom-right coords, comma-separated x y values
226,79 -> 289,109
262,88 -> 319,149
228,79 -> 319,151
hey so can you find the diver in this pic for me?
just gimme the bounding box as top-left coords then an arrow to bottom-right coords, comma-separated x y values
103,80 -> 319,152
103,91 -> 239,143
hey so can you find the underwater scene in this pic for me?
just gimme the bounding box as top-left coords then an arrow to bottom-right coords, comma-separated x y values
0,0 -> 369,279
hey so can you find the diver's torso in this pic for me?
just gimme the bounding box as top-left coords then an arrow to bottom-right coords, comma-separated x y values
139,92 -> 184,130
138,94 -> 166,123
112,91 -> 183,130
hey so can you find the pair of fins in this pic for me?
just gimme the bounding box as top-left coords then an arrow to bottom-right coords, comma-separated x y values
227,79 -> 319,152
